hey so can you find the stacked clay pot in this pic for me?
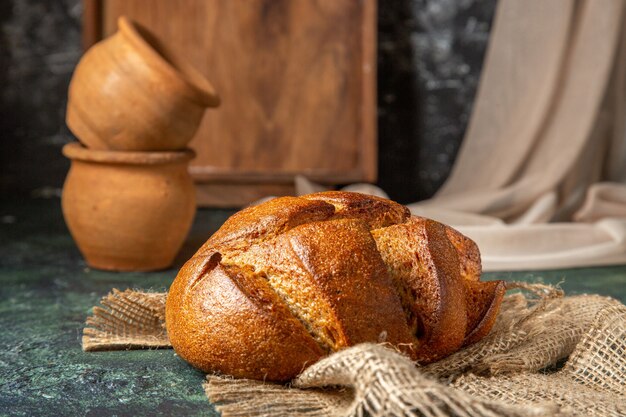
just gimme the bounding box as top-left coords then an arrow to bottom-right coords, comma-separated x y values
62,16 -> 220,271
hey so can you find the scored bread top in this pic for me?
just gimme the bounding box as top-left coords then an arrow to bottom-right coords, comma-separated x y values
166,191 -> 505,381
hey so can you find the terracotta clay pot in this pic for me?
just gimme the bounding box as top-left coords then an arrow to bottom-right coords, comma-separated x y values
66,16 -> 220,151
61,143 -> 196,271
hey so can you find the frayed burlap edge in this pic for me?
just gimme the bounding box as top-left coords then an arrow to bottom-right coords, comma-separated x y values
82,289 -> 169,351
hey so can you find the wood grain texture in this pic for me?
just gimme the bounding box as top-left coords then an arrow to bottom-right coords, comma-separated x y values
90,0 -> 376,200
195,183 -> 296,208
82,0 -> 103,51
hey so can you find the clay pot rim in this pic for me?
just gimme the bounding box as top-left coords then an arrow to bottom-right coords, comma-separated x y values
118,16 -> 220,108
63,142 -> 195,165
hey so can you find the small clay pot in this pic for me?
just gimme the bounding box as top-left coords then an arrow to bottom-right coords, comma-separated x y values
61,142 -> 196,271
66,16 -> 220,151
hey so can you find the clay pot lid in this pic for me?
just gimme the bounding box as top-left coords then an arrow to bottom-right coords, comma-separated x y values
118,16 -> 220,108
63,142 -> 195,165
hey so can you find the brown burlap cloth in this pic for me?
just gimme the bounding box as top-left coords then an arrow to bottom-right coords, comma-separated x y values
82,283 -> 626,417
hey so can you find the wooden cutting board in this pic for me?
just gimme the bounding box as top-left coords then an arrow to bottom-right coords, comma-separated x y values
83,0 -> 377,207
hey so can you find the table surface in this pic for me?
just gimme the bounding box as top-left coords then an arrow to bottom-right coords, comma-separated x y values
1,197 -> 625,417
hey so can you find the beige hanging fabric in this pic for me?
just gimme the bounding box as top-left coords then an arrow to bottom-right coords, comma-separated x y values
409,0 -> 626,271
324,0 -> 626,271
83,286 -> 626,416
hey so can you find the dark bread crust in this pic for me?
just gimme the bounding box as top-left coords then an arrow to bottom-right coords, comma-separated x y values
302,190 -> 411,229
166,253 -> 325,381
284,218 -> 417,352
165,191 -> 505,381
372,217 -> 469,363
199,196 -> 335,253
463,279 -> 506,346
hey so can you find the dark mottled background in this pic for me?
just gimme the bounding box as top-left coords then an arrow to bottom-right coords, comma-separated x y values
0,0 -> 496,203
378,0 -> 495,201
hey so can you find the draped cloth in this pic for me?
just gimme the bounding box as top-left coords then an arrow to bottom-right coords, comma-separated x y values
310,0 -> 626,271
